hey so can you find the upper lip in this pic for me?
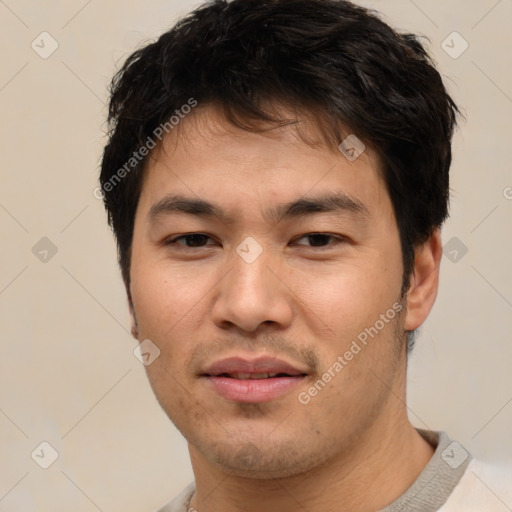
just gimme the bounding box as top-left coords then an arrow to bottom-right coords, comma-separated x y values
202,356 -> 308,377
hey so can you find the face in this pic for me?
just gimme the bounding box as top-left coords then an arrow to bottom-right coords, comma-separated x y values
129,106 -> 411,478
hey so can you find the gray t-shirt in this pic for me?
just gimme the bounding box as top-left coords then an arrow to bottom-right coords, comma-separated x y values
156,430 -> 472,512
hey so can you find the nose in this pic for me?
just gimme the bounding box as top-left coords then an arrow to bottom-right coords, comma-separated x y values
211,249 -> 293,333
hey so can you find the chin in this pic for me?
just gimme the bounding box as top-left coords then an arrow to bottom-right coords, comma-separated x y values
193,434 -> 329,480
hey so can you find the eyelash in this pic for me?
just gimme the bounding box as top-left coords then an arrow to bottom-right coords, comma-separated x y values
163,233 -> 345,250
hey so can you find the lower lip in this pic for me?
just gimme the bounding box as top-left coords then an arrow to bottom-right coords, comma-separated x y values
203,375 -> 305,403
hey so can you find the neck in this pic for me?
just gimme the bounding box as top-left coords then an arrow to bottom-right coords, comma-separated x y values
188,413 -> 434,512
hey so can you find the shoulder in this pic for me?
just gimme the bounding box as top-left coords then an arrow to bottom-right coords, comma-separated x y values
152,482 -> 195,512
440,459 -> 512,511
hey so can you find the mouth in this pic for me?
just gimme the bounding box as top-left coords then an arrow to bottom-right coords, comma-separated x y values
201,356 -> 308,403
212,372 -> 303,380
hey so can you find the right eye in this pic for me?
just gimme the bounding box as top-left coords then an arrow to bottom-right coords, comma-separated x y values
164,233 -> 217,248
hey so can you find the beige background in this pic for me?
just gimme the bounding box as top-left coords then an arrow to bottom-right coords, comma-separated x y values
1,0 -> 511,510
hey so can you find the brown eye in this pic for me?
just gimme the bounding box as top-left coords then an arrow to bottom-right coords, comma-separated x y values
293,233 -> 343,248
166,234 -> 213,247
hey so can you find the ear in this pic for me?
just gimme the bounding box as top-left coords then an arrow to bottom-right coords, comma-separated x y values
127,285 -> 139,340
404,229 -> 443,331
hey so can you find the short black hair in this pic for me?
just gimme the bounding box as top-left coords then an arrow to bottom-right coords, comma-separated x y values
100,0 -> 461,296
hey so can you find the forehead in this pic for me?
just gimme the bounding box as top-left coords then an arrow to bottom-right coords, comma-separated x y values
138,104 -> 389,221
153,103 -> 379,166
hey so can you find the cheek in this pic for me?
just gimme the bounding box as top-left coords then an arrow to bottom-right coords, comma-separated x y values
130,257 -> 210,338
292,256 -> 401,339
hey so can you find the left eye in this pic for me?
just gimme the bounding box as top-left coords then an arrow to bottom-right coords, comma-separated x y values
292,233 -> 343,248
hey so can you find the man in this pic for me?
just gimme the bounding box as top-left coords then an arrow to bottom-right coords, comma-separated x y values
99,0 -> 511,510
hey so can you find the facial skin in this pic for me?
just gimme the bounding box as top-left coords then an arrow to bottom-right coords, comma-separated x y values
129,105 -> 442,512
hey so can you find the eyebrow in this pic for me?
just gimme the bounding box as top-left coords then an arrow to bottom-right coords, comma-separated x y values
148,192 -> 369,225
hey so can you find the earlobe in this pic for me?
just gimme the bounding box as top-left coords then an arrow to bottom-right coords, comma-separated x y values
127,286 -> 139,340
130,315 -> 139,340
404,229 -> 443,331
